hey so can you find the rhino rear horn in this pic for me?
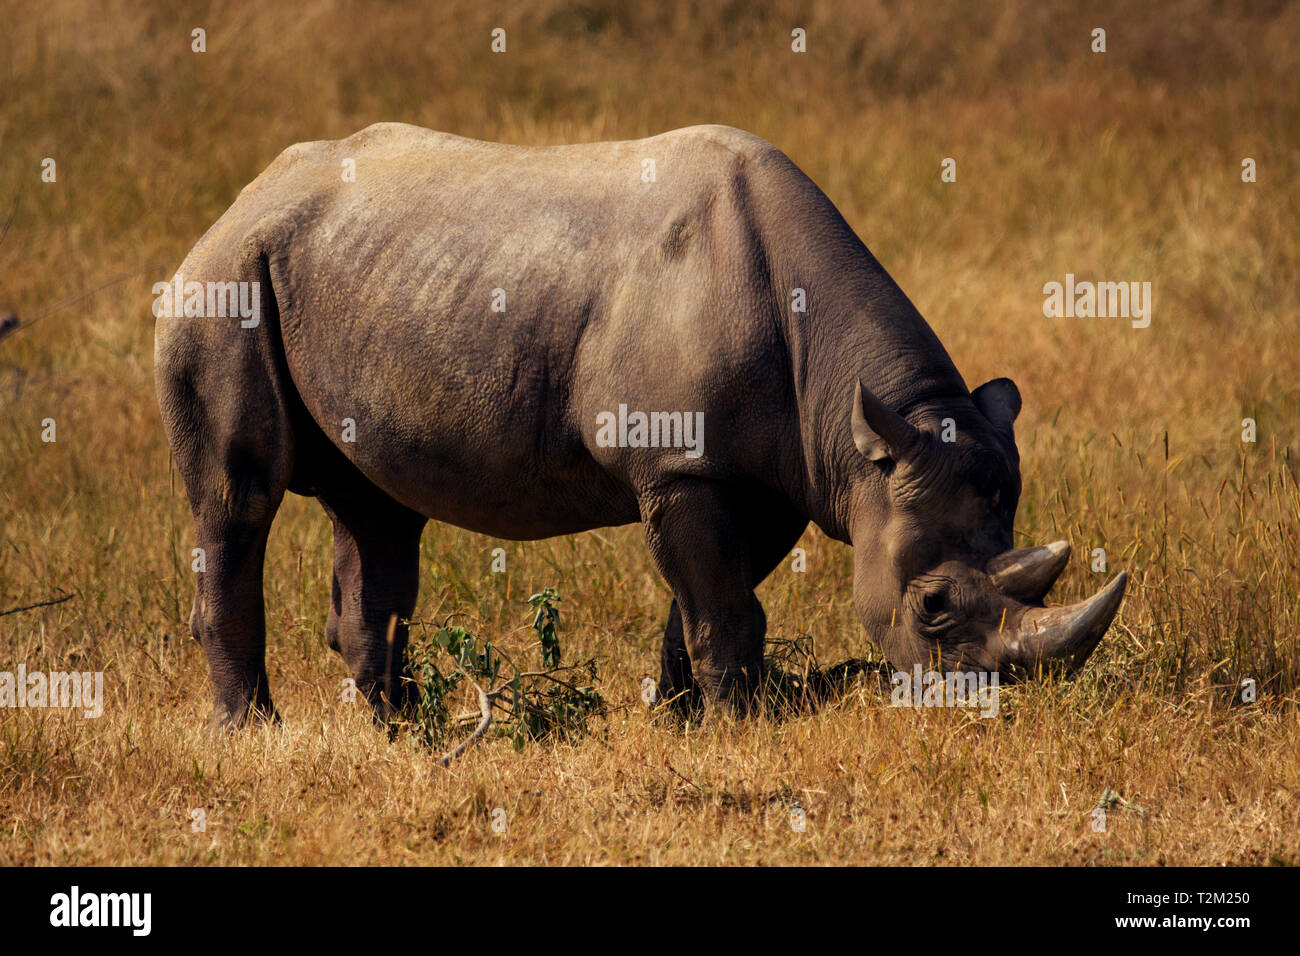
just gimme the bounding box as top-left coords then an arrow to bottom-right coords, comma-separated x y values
852,379 -> 920,462
989,540 -> 1071,603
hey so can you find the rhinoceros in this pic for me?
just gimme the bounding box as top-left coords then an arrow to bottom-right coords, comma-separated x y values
155,123 -> 1127,728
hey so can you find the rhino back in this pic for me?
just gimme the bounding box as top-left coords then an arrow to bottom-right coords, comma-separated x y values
165,123 -> 818,537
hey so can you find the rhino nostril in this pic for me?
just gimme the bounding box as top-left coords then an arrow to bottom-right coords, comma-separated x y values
922,591 -> 947,614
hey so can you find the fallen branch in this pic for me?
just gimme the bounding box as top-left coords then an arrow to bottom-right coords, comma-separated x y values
441,662 -> 493,767
764,634 -> 890,715
1,263 -> 169,343
0,590 -> 74,617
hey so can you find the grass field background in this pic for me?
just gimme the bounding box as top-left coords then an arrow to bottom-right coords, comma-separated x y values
1,0 -> 1297,864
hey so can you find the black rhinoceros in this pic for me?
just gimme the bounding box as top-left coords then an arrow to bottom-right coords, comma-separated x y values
155,123 -> 1126,727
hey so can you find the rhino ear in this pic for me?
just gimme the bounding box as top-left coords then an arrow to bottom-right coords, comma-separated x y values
972,378 -> 1021,433
852,379 -> 919,462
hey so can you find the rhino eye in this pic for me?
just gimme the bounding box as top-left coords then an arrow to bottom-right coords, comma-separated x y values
922,591 -> 947,615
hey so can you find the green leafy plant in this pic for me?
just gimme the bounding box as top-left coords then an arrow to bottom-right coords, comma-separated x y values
402,588 -> 605,762
528,587 -> 563,668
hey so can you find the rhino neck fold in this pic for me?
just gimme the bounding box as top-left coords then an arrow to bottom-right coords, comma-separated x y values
778,245 -> 971,542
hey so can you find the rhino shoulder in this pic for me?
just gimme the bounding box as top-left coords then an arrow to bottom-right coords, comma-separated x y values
232,136 -> 335,200
654,125 -> 826,217
648,124 -> 790,172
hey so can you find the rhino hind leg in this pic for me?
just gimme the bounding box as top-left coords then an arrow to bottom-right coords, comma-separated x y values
646,481 -> 806,715
318,487 -> 427,721
171,430 -> 288,729
189,480 -> 283,729
158,250 -> 294,729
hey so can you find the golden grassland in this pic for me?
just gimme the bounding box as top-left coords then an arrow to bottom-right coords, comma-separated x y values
0,0 -> 1297,864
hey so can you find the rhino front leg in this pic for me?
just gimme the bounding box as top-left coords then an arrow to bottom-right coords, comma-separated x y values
644,480 -> 799,714
657,502 -> 807,711
319,489 -> 427,721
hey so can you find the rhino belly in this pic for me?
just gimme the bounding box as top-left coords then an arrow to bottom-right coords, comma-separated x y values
277,297 -> 639,540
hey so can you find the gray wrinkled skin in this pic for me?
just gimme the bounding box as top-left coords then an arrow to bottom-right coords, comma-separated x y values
155,123 -> 1126,728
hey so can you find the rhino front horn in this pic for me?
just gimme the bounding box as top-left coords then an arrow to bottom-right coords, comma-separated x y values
989,540 -> 1071,603
1011,572 -> 1128,673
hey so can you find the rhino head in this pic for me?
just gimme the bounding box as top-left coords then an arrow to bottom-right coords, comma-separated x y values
848,377 -> 1127,679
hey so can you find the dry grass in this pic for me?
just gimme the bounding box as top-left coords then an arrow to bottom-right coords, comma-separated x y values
0,0 -> 1297,865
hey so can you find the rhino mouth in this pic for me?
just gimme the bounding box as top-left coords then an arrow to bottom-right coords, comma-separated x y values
987,540 -> 1128,676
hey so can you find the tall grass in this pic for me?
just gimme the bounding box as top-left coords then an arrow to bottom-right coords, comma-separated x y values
0,0 -> 1296,864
